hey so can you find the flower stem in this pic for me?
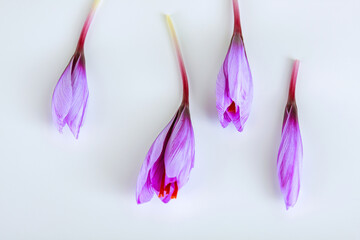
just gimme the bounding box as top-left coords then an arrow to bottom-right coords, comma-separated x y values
288,60 -> 300,102
166,15 -> 189,106
232,0 -> 242,35
76,0 -> 101,52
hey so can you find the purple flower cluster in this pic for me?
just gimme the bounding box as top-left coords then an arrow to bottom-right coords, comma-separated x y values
50,0 -> 304,209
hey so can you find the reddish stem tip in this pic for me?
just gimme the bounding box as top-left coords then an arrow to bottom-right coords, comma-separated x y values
76,0 -> 100,51
288,60 -> 300,102
232,0 -> 242,35
166,15 -> 189,106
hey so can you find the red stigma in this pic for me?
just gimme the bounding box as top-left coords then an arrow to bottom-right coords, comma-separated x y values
159,172 -> 165,198
171,182 -> 178,199
165,183 -> 171,195
227,101 -> 237,113
158,171 -> 179,200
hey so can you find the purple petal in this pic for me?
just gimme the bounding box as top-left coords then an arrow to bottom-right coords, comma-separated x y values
136,113 -> 177,204
52,57 -> 74,132
163,106 -> 195,188
216,60 -> 232,128
65,55 -> 89,139
149,160 -> 176,204
51,53 -> 89,139
216,34 -> 253,132
277,105 -> 303,209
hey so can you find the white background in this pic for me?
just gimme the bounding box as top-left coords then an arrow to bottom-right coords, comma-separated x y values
0,0 -> 359,239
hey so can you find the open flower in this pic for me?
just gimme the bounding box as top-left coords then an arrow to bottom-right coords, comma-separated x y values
216,0 -> 253,132
51,0 -> 100,139
277,60 -> 303,210
136,15 -> 195,204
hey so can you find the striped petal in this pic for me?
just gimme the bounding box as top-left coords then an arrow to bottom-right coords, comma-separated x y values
65,55 -> 89,139
216,0 -> 253,132
277,60 -> 303,210
136,113 -> 178,204
52,57 -> 74,132
164,106 -> 195,188
277,105 -> 303,209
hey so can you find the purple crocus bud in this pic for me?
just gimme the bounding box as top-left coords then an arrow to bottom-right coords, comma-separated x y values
136,15 -> 195,204
277,60 -> 303,210
51,0 -> 100,139
216,0 -> 253,132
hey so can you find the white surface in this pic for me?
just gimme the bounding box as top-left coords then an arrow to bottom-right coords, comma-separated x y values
0,0 -> 359,239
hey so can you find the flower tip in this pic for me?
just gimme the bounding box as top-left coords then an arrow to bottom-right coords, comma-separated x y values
165,14 -> 174,31
285,203 -> 293,211
237,126 -> 244,132
293,59 -> 300,71
165,15 -> 177,42
92,0 -> 102,10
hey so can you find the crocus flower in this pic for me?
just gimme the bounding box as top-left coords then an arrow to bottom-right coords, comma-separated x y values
216,0 -> 253,132
136,15 -> 195,204
52,0 -> 100,139
277,60 -> 303,210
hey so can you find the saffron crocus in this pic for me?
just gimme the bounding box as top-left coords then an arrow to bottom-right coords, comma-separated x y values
52,0 -> 100,139
277,60 -> 303,210
136,15 -> 195,204
216,0 -> 253,132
